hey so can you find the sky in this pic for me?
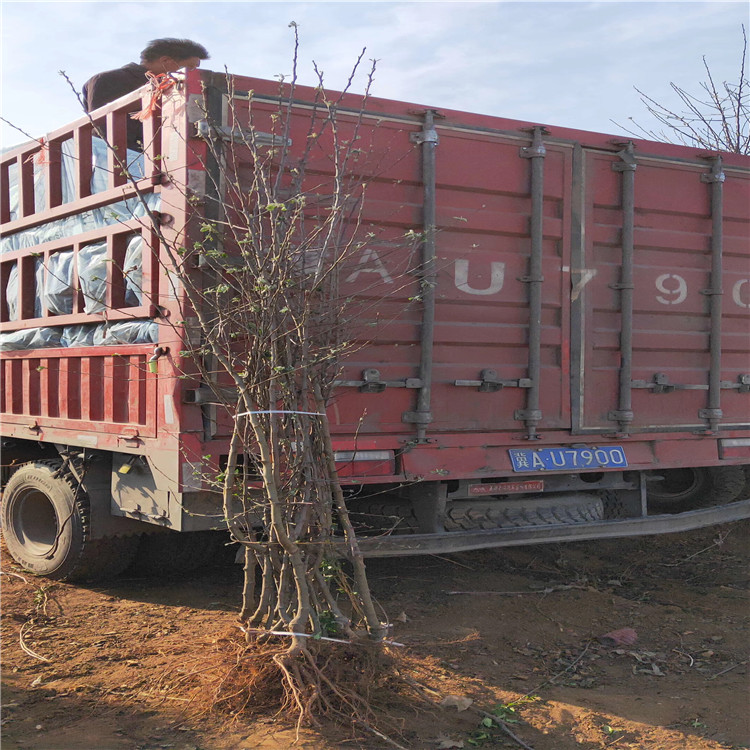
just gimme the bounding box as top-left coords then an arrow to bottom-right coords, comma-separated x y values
1,1 -> 747,148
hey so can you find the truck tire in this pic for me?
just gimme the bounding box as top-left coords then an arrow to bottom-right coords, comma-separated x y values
646,466 -> 746,513
443,495 -> 604,531
708,465 -> 746,504
349,494 -> 604,534
1,460 -> 138,581
646,467 -> 712,512
127,530 -> 222,577
740,466 -> 750,501
348,502 -> 421,534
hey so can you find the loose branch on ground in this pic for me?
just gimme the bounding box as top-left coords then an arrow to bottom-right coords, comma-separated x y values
19,622 -> 51,663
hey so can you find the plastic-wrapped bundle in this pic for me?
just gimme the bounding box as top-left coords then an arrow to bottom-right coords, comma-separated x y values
123,234 -> 143,306
60,323 -> 103,348
0,327 -> 63,351
32,161 -> 45,213
0,319 -> 157,351
43,250 -> 75,315
78,241 -> 108,314
3,137 -> 143,228
4,147 -> 46,219
5,259 -> 48,320
78,235 -> 145,313
7,161 -> 20,222
60,138 -> 76,205
0,193 -> 160,254
91,137 -> 144,194
93,320 -> 158,345
5,262 -> 18,319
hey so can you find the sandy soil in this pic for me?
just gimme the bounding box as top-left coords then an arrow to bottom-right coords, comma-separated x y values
2,521 -> 748,750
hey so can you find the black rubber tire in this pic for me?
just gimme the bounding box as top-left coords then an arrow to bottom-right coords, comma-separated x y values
347,502 -> 420,535
349,494 -> 604,534
443,495 -> 604,531
1,460 -> 138,581
708,465 -> 746,504
599,489 -> 633,520
645,467 -> 712,512
646,465 -> 746,513
127,530 -> 223,577
740,465 -> 750,501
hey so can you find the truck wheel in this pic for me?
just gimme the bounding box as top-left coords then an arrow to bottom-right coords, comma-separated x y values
708,465 -> 746,504
127,530 -> 222,577
646,465 -> 746,513
443,494 -> 604,531
740,466 -> 750,501
1,460 -> 138,581
645,467 -> 712,512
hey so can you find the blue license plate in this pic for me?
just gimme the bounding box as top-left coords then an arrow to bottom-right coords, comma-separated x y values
508,446 -> 628,472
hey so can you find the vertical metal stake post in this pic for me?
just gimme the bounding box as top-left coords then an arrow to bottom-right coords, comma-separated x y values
609,142 -> 637,433
405,111 -> 440,442
517,127 -> 548,440
700,156 -> 725,432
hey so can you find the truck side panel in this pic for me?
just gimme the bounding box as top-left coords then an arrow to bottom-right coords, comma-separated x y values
578,150 -> 750,432
2,71 -> 749,498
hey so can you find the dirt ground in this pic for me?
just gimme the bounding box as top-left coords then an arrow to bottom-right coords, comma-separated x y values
2,521 -> 748,750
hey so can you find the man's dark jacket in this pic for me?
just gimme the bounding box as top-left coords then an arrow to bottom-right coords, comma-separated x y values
83,63 -> 148,150
83,62 -> 148,112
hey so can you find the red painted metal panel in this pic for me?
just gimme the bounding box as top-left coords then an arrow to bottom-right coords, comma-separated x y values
579,150 -> 750,431
1,347 -> 157,437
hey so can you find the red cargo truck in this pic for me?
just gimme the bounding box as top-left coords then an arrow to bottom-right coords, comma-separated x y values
1,69 -> 749,579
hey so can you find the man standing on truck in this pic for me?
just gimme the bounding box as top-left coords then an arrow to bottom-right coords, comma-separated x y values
83,37 -> 209,112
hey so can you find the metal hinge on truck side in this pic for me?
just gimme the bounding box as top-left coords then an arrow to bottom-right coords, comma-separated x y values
454,369 -> 532,393
334,369 -> 422,394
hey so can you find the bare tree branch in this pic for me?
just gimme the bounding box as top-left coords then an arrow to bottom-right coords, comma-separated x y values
613,25 -> 749,154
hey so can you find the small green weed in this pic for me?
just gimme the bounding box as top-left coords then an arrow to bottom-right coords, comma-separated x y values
317,610 -> 339,637
466,696 -> 539,746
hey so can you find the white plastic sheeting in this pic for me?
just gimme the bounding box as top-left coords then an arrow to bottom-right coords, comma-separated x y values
92,320 -> 157,346
91,137 -> 144,194
0,319 -> 158,351
5,234 -> 143,321
78,241 -> 108,314
5,262 -> 19,319
0,327 -> 63,351
43,250 -> 75,315
3,135 -> 156,352
0,192 -> 159,254
3,230 -> 153,351
6,137 -> 145,224
5,259 -> 44,320
64,234 -> 144,314
123,234 -> 143,306
59,324 -> 100,347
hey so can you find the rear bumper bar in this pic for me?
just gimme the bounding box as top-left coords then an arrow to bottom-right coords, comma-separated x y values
344,498 -> 750,558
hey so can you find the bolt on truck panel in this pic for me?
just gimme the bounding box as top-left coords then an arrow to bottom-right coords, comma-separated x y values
1,68 -> 749,570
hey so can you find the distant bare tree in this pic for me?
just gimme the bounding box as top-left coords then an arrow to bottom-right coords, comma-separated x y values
616,25 -> 749,154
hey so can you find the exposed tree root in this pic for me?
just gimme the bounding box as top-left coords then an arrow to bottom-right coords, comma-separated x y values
184,628 -> 419,747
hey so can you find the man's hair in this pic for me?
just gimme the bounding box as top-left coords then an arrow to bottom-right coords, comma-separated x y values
140,38 -> 209,63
